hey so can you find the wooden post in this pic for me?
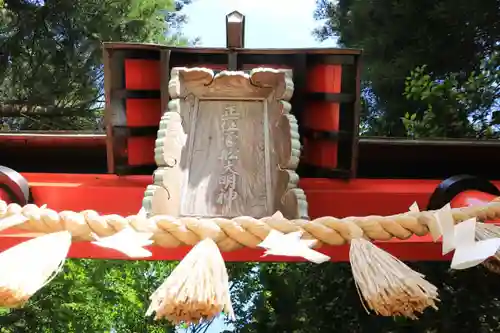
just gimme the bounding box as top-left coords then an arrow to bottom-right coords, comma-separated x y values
226,10 -> 245,70
226,10 -> 245,48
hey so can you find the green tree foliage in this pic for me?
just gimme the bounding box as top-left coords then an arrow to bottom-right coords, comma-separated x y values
0,259 -> 256,332
228,262 -> 500,333
0,0 -> 191,130
0,259 -> 178,332
402,53 -> 500,138
314,0 -> 500,136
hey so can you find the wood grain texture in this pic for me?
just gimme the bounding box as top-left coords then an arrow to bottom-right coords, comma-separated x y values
143,67 -> 308,219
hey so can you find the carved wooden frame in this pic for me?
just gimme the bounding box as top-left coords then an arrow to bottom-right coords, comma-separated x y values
143,67 -> 308,219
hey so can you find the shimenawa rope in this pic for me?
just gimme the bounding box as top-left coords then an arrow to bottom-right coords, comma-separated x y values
1,199 -> 500,250
1,199 -> 500,321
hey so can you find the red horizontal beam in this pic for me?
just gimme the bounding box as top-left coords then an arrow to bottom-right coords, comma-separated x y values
0,132 -> 106,148
2,174 -> 497,262
25,174 -> 473,217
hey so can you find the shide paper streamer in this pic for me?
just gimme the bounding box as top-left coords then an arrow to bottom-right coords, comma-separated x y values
91,228 -> 154,259
257,212 -> 330,264
451,219 -> 500,269
258,229 -> 330,264
90,207 -> 154,259
428,203 -> 500,270
475,223 -> 500,273
0,231 -> 71,308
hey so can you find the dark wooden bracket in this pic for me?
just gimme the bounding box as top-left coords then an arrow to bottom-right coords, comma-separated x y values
0,165 -> 30,205
427,175 -> 500,210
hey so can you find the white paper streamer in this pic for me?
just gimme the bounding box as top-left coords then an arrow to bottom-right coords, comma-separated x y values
137,207 -> 147,218
0,231 -> 72,296
454,218 -> 476,247
450,218 -> 500,270
430,205 -> 500,270
409,202 -> 420,213
258,229 -> 330,264
91,228 -> 154,258
434,204 -> 455,254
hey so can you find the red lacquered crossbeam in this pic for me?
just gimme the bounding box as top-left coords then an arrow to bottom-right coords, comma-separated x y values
1,174 -> 497,262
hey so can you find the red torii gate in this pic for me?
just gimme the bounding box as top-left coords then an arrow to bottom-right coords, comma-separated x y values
1,11 -> 500,323
0,11 -> 499,263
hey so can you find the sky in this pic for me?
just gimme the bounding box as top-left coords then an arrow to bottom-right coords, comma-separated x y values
181,0 -> 338,48
178,1 -> 336,331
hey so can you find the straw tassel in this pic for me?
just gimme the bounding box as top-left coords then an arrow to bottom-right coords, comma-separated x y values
0,231 -> 72,308
146,238 -> 234,325
347,221 -> 439,319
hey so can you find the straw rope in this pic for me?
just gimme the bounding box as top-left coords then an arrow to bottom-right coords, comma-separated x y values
1,199 -> 500,251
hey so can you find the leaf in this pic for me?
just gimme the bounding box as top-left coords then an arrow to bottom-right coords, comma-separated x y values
492,111 -> 500,125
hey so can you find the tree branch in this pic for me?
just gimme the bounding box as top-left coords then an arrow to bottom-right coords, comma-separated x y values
0,104 -> 98,117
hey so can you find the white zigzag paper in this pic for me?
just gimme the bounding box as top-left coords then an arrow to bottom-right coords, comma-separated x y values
257,212 -> 330,264
427,204 -> 500,270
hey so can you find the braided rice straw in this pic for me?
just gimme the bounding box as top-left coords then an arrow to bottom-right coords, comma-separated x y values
3,200 -> 500,248
0,231 -> 72,308
146,238 -> 234,325
348,220 -> 439,319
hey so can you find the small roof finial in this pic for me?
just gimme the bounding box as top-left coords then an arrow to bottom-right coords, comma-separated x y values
226,10 -> 245,49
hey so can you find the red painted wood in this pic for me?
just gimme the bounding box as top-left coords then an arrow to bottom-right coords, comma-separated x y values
451,190 -> 497,209
126,99 -> 162,127
451,190 -> 500,223
23,175 -> 459,217
0,187 -> 12,204
125,59 -> 161,90
304,64 -> 342,169
2,174 -> 497,261
127,137 -> 156,165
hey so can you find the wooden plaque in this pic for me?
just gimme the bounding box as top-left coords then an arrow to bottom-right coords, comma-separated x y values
143,67 -> 308,219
